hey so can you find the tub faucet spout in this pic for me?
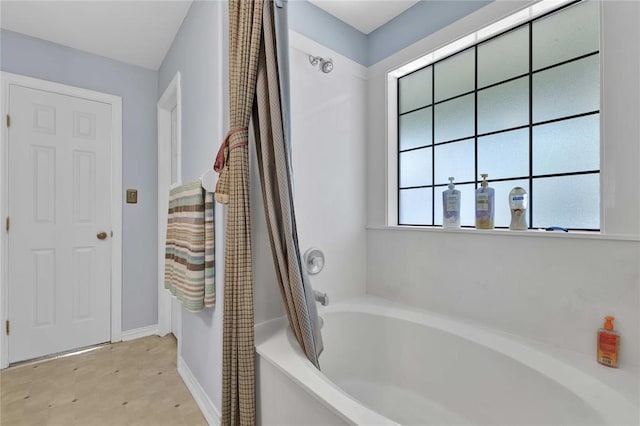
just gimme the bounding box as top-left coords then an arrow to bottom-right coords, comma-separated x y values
314,290 -> 329,306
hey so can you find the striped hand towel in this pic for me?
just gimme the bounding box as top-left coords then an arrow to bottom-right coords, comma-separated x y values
164,180 -> 215,311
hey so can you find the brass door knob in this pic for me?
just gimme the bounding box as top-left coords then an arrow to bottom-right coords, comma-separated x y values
97,232 -> 108,240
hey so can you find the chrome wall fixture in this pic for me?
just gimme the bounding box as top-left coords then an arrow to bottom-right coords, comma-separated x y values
309,55 -> 334,73
303,247 -> 325,275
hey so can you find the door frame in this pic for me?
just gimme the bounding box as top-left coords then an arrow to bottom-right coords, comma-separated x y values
0,72 -> 123,368
157,71 -> 182,339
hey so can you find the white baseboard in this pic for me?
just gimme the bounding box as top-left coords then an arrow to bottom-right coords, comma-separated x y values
178,356 -> 221,426
120,324 -> 159,342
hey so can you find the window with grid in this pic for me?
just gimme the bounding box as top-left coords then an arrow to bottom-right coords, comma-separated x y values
397,0 -> 600,230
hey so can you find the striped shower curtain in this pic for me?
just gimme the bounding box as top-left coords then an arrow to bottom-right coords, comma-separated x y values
217,1 -> 323,424
253,0 -> 324,366
218,1 -> 262,425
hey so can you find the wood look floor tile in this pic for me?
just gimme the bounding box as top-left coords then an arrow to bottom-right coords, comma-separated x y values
0,335 -> 206,426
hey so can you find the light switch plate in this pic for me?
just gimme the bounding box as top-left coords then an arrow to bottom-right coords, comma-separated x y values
126,189 -> 138,204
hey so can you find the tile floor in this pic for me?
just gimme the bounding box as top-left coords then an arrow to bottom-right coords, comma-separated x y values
0,335 -> 207,426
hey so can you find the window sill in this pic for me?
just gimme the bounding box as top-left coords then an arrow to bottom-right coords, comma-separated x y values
366,225 -> 640,242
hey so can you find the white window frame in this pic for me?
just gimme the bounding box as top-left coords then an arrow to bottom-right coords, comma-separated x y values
386,0 -> 615,234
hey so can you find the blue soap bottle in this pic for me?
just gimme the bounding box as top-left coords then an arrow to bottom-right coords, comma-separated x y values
442,177 -> 461,228
475,174 -> 495,229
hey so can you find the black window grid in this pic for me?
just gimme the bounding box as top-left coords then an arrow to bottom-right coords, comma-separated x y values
396,0 -> 600,231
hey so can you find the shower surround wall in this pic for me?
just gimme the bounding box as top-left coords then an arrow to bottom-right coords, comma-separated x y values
253,31 -> 368,323
366,0 -> 640,368
291,33 -> 366,303
253,30 -> 368,424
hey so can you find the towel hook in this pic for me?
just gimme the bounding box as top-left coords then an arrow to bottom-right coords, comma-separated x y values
201,170 -> 216,192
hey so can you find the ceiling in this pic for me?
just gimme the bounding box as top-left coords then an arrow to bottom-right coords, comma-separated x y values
0,1 -> 193,70
308,0 -> 419,34
1,0 -> 418,69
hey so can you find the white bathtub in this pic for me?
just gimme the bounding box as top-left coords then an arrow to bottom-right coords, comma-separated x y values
255,297 -> 638,425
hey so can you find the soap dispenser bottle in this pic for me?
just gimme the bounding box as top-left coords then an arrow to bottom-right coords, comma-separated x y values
475,174 -> 495,229
442,177 -> 461,228
597,316 -> 620,368
509,187 -> 528,230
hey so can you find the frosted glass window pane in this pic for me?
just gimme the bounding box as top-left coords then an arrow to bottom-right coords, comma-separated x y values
400,108 -> 432,151
434,139 -> 475,185
399,66 -> 432,113
478,129 -> 529,180
533,0 -> 600,71
399,147 -> 432,187
533,114 -> 600,175
533,55 -> 599,123
434,183 -> 475,227
478,77 -> 529,134
400,188 -> 432,225
488,179 -> 530,228
478,26 -> 529,88
532,174 -> 599,229
434,94 -> 474,143
434,49 -> 475,102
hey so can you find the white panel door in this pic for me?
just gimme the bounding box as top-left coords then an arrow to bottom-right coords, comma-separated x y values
8,85 -> 112,363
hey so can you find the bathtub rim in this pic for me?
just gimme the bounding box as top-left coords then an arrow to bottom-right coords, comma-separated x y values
255,315 -> 398,426
255,296 -> 638,426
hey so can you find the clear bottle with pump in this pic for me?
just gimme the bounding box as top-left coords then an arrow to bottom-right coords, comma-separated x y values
475,174 -> 495,229
442,177 -> 461,228
597,316 -> 620,368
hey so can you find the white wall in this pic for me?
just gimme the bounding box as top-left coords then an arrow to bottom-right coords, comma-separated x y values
289,33 -> 368,302
368,229 -> 639,367
158,1 -> 227,417
253,32 -> 369,324
366,1 -> 640,367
